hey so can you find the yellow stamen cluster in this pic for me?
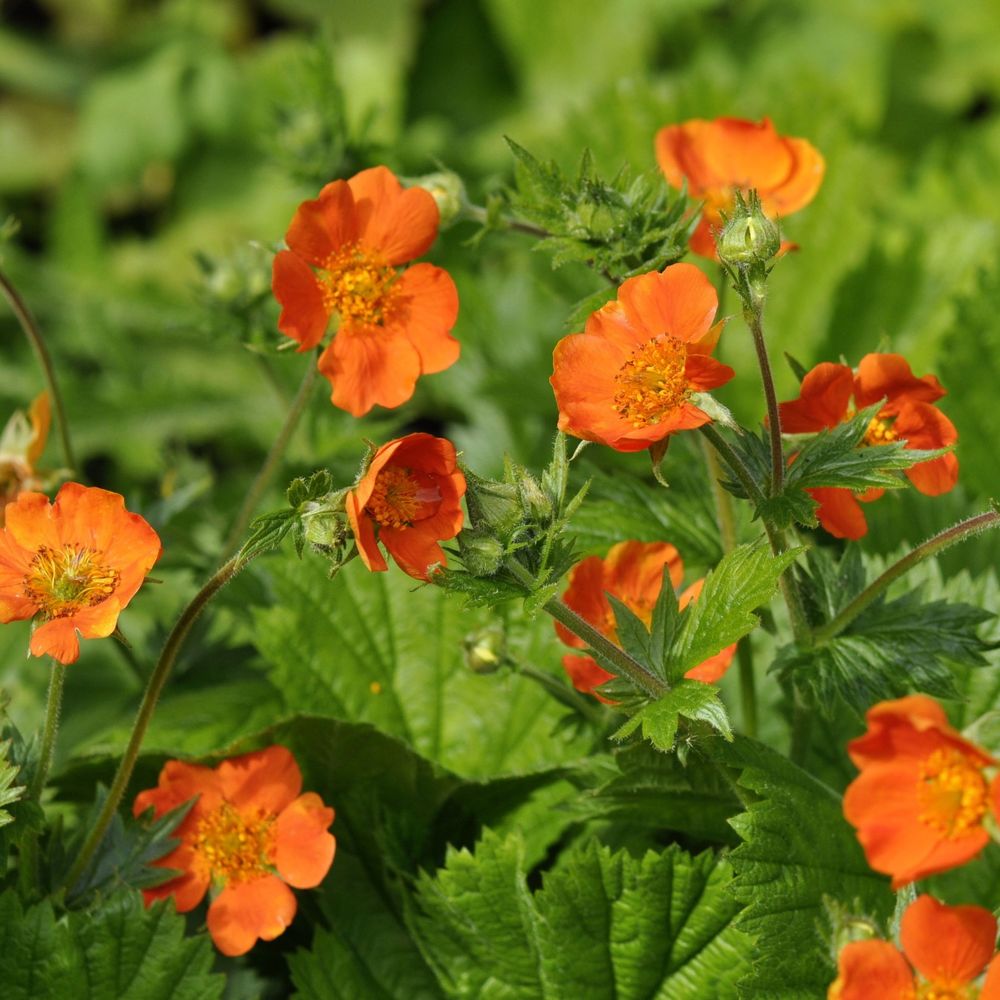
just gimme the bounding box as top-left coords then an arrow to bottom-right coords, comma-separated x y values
23,544 -> 120,619
320,243 -> 398,327
366,467 -> 422,529
612,336 -> 689,428
864,415 -> 898,447
917,746 -> 988,838
193,801 -> 275,885
916,983 -> 974,1000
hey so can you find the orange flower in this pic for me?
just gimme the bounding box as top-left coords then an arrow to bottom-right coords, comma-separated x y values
0,482 -> 161,663
557,540 -> 737,699
550,264 -> 734,453
655,116 -> 824,258
829,895 -> 1000,999
346,432 -> 466,581
272,166 -> 459,416
0,392 -> 57,522
843,695 -> 1000,888
134,745 -> 336,957
778,353 -> 958,539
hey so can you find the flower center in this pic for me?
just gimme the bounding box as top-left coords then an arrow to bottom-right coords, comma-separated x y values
365,467 -> 442,529
193,801 -> 275,885
917,984 -> 975,1000
917,746 -> 988,838
864,415 -> 898,447
23,544 -> 120,619
612,336 -> 690,427
319,243 -> 398,327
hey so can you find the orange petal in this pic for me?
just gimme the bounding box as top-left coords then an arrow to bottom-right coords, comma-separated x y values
810,487 -> 868,539
391,263 -> 460,374
699,117 -> 795,192
141,846 -> 210,913
684,643 -> 736,683
900,895 -> 997,987
285,180 -> 357,267
206,875 -> 297,957
345,489 -> 388,573
29,618 -> 80,664
764,136 -> 826,216
272,250 -> 330,351
778,363 -> 854,432
605,540 -> 685,601
349,167 -> 439,266
891,402 -> 958,496
378,524 -> 448,580
319,328 -> 422,417
3,490 -> 60,553
617,264 -> 718,344
828,940 -> 914,1000
26,391 -> 51,466
557,555 -> 610,649
853,354 -> 946,411
274,792 -> 336,889
218,745 -> 302,816
689,218 -> 720,259
584,299 -> 647,354
847,695 -> 954,766
685,353 -> 735,392
562,653 -> 615,699
981,955 -> 1000,1000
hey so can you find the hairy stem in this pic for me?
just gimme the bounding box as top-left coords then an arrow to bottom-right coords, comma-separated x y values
505,559 -> 667,698
0,268 -> 76,473
220,357 -> 318,560
62,552 -> 255,893
814,510 -> 1000,644
743,293 -> 784,495
28,660 -> 66,802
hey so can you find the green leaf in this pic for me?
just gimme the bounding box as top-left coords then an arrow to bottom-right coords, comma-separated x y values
671,540 -> 802,680
710,737 -> 894,999
410,829 -> 751,999
0,890 -> 223,1000
0,738 -> 24,830
253,555 -> 592,777
239,508 -> 298,561
612,681 -> 732,752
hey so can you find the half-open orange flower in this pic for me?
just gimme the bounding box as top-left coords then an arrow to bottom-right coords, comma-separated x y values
778,353 -> 958,539
0,392 -> 56,523
843,695 -> 1000,888
655,116 -> 825,258
550,264 -> 734,453
134,745 -> 335,957
557,540 -> 737,699
272,166 -> 459,416
346,432 -> 466,581
829,895 -> 1000,999
0,482 -> 161,663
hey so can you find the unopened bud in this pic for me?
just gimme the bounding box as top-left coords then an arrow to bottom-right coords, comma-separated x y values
517,472 -> 552,522
301,501 -> 347,554
409,170 -> 466,227
464,470 -> 524,539
716,190 -> 781,268
464,625 -> 506,674
458,529 -> 504,577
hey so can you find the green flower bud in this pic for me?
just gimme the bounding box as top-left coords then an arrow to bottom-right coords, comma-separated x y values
301,501 -> 348,554
458,529 -> 505,577
408,170 -> 466,227
463,625 -> 506,674
464,470 -> 525,539
716,190 -> 781,268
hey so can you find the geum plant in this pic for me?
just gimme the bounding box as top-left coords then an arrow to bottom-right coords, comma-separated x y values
0,113 -> 998,999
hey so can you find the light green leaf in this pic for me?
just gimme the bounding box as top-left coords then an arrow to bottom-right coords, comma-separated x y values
613,682 -> 732,752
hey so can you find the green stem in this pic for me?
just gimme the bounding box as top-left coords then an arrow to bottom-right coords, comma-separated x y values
505,559 -> 667,698
516,662 -> 607,725
0,268 -> 76,473
743,294 -> 784,495
28,659 -> 66,802
697,423 -> 766,509
220,357 -> 318,561
736,640 -> 757,739
62,552 -> 255,893
814,509 -> 1000,644
463,203 -> 551,239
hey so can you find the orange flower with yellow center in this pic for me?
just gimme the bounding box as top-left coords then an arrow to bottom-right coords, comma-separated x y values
550,263 -> 734,453
778,353 -> 959,539
843,695 -> 1000,888
0,482 -> 161,663
655,116 -> 825,259
271,166 -> 460,417
556,540 -> 737,700
134,745 -> 336,957
346,432 -> 466,582
829,895 -> 1000,1000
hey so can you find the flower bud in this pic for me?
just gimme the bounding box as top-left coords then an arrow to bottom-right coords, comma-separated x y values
408,170 -> 466,227
457,529 -> 505,577
301,501 -> 348,554
463,470 -> 525,540
716,190 -> 781,268
463,625 -> 506,674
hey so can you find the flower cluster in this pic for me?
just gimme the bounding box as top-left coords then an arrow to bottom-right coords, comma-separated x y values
655,116 -> 825,259
778,353 -> 958,538
830,895 -> 1000,999
556,540 -> 736,699
272,166 -> 460,416
134,745 -> 335,956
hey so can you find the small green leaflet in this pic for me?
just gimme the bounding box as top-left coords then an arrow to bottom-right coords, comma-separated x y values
612,680 -> 733,752
0,738 -> 23,830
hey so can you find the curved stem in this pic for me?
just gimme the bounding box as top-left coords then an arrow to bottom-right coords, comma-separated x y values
815,510 -> 1000,644
697,424 -> 766,508
505,559 -> 667,698
220,357 -> 318,561
744,296 -> 784,495
28,660 -> 66,802
62,552 -> 255,893
0,268 -> 76,473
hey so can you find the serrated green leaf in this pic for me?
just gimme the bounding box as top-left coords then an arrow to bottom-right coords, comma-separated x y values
0,890 -> 223,1000
613,681 -> 732,752
239,508 -> 297,561
411,829 -> 750,999
710,738 -> 894,999
672,541 -> 802,680
0,738 -> 24,830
